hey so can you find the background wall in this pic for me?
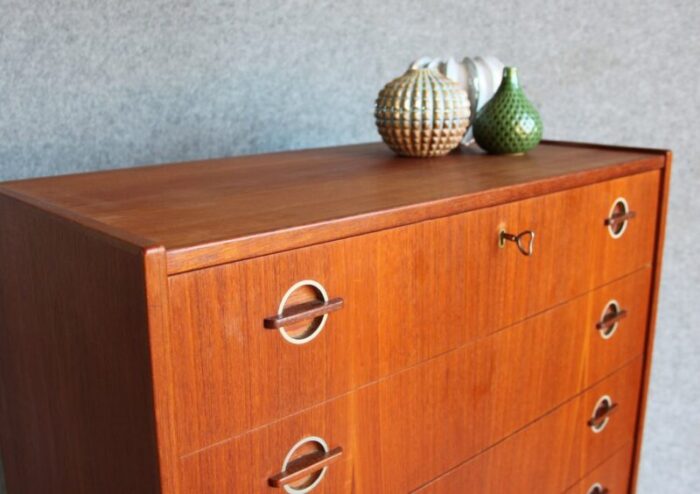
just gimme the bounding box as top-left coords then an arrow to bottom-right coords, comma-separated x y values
0,1 -> 698,492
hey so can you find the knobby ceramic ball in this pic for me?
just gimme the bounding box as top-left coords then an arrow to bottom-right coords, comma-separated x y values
375,69 -> 470,158
473,66 -> 543,155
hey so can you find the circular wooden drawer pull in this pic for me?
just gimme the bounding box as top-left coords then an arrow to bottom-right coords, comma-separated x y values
596,299 -> 627,339
268,436 -> 343,493
605,197 -> 636,239
587,482 -> 609,494
588,395 -> 618,433
264,280 -> 344,345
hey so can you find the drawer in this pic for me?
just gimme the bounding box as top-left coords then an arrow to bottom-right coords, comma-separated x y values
564,445 -> 634,494
176,292 -> 645,492
168,171 -> 659,453
414,364 -> 640,494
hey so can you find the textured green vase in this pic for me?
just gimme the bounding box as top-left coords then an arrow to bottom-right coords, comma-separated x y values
473,67 -> 543,155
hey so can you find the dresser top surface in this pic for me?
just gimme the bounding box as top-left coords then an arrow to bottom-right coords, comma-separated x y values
0,141 -> 666,273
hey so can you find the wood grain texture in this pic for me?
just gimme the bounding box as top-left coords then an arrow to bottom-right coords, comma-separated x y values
0,194 -> 162,493
414,362 -> 642,494
177,353 -> 644,493
143,247 -> 179,494
175,265 -> 649,486
168,171 -> 658,453
0,142 -> 665,274
629,151 -> 673,492
564,445 -> 634,494
0,141 -> 670,493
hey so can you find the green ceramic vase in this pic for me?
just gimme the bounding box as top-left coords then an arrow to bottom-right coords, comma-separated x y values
473,67 -> 543,155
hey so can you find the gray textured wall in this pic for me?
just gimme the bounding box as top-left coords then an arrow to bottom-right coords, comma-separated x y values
0,1 -> 698,492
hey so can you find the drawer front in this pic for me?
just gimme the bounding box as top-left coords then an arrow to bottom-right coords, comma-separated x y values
168,171 -> 659,453
564,445 -> 634,494
414,364 -> 640,494
177,289 -> 646,492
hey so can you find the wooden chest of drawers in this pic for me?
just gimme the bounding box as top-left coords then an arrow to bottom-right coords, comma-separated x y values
0,141 -> 671,493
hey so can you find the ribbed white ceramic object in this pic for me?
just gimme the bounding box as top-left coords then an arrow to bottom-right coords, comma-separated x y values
410,56 -> 505,143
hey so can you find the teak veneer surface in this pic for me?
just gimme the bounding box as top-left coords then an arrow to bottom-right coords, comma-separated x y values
564,446 -> 634,494
0,141 -> 664,273
0,194 -> 162,493
179,354 -> 643,493
415,365 -> 641,494
169,219 -> 654,453
0,141 -> 671,493
175,271 -> 648,484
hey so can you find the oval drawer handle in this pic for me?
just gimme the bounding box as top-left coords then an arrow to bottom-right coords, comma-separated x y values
499,229 -> 535,256
596,308 -> 628,331
264,298 -> 344,329
604,210 -> 636,226
588,399 -> 618,429
587,483 -> 609,494
268,446 -> 343,488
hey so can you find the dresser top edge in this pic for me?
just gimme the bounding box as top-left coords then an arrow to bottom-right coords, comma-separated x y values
0,140 -> 668,274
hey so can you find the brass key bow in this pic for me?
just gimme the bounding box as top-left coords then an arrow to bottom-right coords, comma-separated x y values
499,229 -> 536,256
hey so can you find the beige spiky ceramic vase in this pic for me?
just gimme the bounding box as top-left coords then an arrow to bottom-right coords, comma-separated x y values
375,68 -> 470,158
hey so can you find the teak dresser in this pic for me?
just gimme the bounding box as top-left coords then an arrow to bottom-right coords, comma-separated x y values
0,141 -> 670,493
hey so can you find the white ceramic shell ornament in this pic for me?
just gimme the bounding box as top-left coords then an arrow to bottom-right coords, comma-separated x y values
410,56 -> 505,143
374,68 -> 470,158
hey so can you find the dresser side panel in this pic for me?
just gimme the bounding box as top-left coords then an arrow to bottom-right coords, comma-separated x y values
144,247 -> 179,494
0,194 -> 162,493
630,152 -> 673,492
